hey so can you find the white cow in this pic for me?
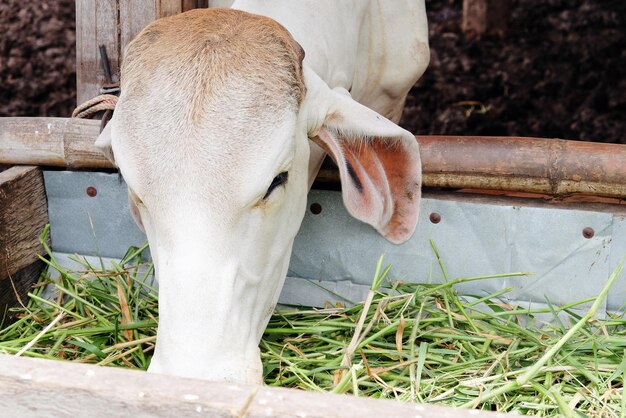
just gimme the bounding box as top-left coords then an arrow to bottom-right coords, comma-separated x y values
96,1 -> 429,383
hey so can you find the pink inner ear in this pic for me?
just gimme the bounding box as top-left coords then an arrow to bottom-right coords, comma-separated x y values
314,130 -> 421,244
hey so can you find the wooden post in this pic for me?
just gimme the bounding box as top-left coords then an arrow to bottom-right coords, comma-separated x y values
462,0 -> 510,38
75,0 -> 208,106
75,0 -> 119,105
0,166 -> 49,319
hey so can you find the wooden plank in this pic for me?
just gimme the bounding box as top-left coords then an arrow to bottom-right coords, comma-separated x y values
184,0 -> 210,11
0,167 -> 48,316
75,0 -> 96,105
158,0 -> 183,18
120,0 -> 159,52
0,167 -> 48,275
76,0 -> 119,105
0,118 -> 109,169
0,356 -> 501,418
183,0 -> 198,11
120,0 -> 196,49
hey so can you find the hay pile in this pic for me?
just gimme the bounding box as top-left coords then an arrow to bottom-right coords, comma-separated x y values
1,230 -> 624,417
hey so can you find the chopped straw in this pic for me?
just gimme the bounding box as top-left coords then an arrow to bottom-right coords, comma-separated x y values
0,228 -> 624,417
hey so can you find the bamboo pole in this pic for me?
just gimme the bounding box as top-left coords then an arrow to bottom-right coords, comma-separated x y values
0,118 -> 109,169
318,135 -> 626,199
419,136 -> 626,198
1,117 -> 626,199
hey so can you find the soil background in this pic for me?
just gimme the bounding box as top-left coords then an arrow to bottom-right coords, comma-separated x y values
1,0 -> 624,143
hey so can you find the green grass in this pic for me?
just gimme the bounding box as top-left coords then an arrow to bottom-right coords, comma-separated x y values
0,228 -> 624,417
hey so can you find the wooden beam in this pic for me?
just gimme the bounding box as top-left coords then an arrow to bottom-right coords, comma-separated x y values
0,167 -> 48,317
0,355 -> 500,418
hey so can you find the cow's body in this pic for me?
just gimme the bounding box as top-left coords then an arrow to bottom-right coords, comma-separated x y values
232,0 -> 429,120
97,1 -> 429,383
231,0 -> 429,183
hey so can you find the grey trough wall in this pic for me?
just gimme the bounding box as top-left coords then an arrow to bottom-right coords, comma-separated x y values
44,170 -> 626,312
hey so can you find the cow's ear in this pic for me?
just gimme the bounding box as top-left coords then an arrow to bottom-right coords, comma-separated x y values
304,68 -> 421,244
95,121 -> 116,165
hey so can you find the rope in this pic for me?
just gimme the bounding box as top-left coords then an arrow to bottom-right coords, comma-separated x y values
72,94 -> 118,119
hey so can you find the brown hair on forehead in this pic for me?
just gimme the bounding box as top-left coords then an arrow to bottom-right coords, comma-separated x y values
120,8 -> 306,124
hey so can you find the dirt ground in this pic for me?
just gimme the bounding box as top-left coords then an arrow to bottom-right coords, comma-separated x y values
401,0 -> 625,144
1,0 -> 624,143
0,1 -> 76,117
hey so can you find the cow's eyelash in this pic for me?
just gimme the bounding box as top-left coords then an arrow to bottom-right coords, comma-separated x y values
263,171 -> 289,200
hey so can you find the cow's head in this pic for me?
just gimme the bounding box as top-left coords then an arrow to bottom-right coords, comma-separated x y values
96,9 -> 420,383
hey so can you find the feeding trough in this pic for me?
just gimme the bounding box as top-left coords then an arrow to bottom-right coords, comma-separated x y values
2,122 -> 626,416
1,1 -> 625,417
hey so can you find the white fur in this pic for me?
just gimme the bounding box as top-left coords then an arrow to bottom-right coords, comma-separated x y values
97,1 -> 428,383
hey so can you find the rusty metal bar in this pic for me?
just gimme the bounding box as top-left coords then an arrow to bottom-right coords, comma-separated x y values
1,118 -> 625,198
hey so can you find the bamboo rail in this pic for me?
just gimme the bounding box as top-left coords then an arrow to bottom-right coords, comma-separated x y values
317,136 -> 626,199
421,135 -> 626,198
1,117 -> 625,198
0,118 -> 108,169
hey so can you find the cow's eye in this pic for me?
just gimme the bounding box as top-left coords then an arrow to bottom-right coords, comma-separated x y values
263,171 -> 289,200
